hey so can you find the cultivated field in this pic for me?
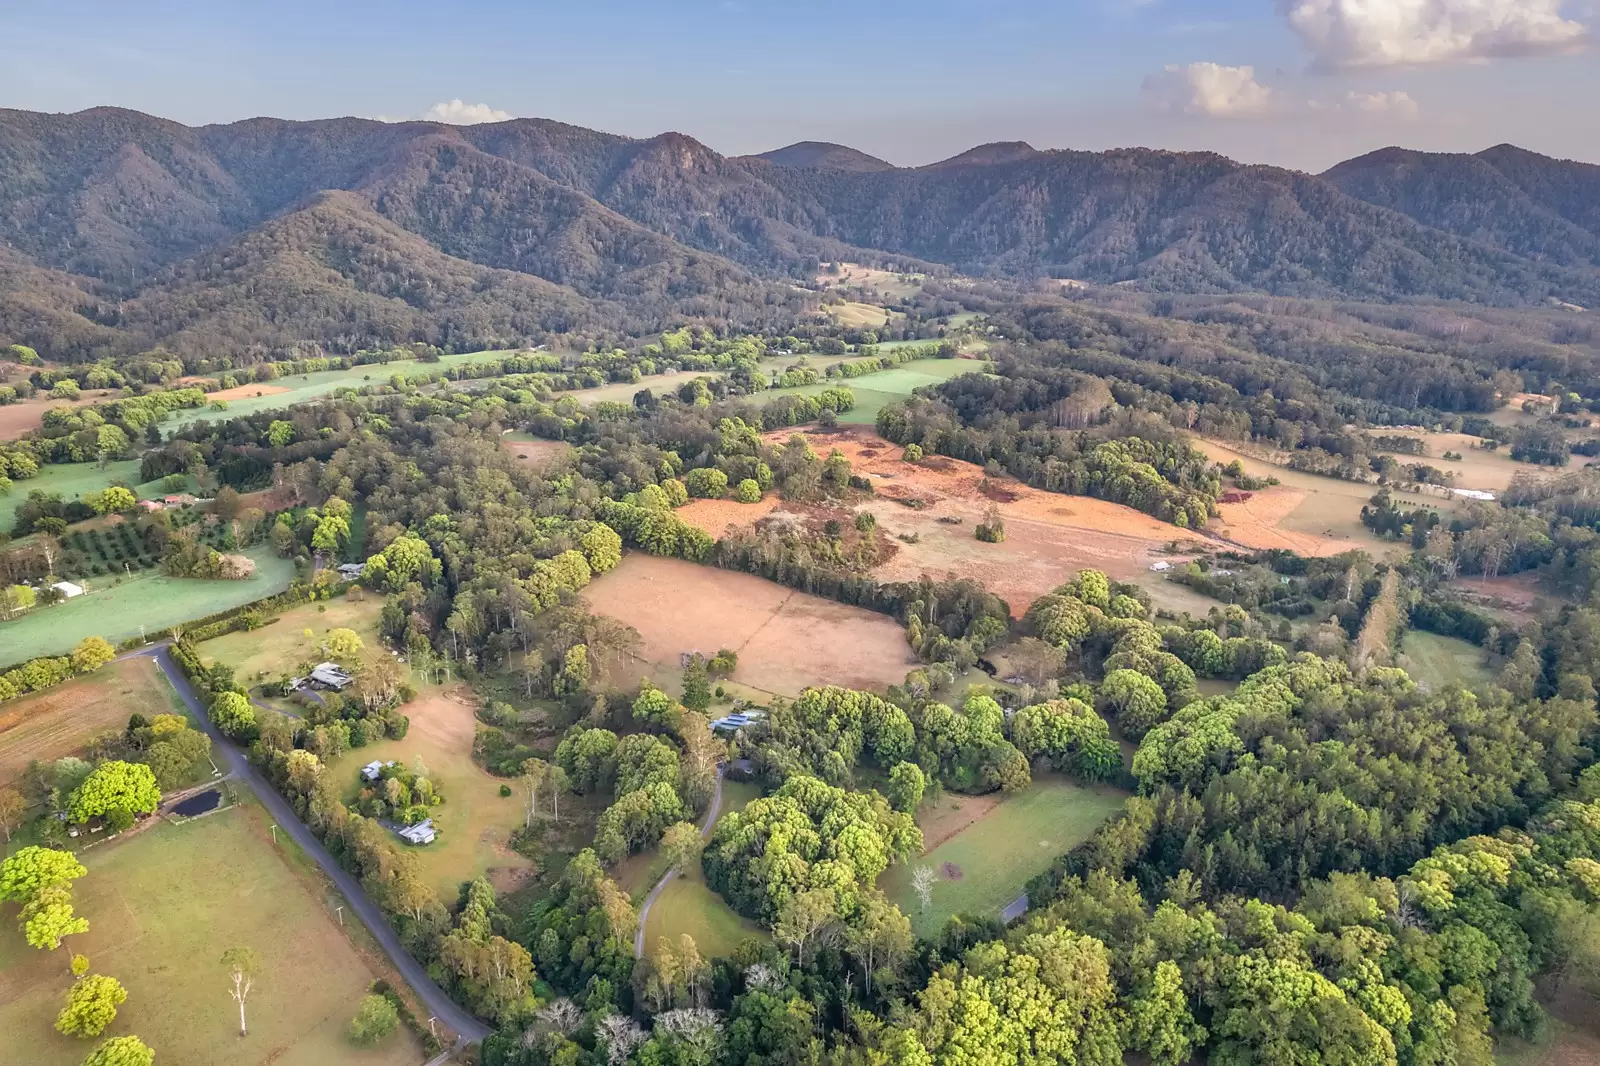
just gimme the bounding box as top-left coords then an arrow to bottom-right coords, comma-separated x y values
0,657 -> 183,787
200,596 -> 388,685
673,495 -> 782,540
1397,630 -> 1493,693
638,781 -> 766,959
1191,436 -> 1445,557
0,547 -> 296,662
0,802 -> 420,1066
327,686 -> 534,898
879,776 -> 1126,937
757,428 -> 1199,617
582,554 -> 914,698
0,391 -> 118,442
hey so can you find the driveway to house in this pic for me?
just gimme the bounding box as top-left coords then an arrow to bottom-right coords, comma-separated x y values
142,644 -> 493,1044
634,764 -> 727,958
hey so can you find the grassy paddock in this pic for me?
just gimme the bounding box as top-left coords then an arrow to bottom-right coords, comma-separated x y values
0,546 -> 296,663
200,595 -> 387,684
1398,629 -> 1493,693
0,800 -> 420,1066
639,782 -> 767,959
880,776 -> 1126,938
325,686 -> 536,899
760,359 -> 984,425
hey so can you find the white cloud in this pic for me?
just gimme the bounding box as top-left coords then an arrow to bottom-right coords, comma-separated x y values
1343,89 -> 1422,118
1143,63 -> 1275,116
1281,0 -> 1589,68
419,99 -> 513,125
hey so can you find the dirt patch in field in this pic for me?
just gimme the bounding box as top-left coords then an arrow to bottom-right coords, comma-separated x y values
206,383 -> 292,403
941,862 -> 964,880
582,553 -> 915,697
403,684 -> 479,750
1449,571 -> 1555,622
0,658 -> 174,786
916,791 -> 1006,851
1212,487 -> 1366,556
0,392 -> 114,441
767,428 -> 1199,615
503,437 -> 572,471
676,495 -> 782,540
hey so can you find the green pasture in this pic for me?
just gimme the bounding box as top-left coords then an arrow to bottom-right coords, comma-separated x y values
0,546 -> 295,662
5,462 -> 194,511
0,800 -> 419,1066
1398,629 -> 1494,693
166,350 -> 518,429
762,358 -> 985,424
639,781 -> 767,959
880,777 -> 1126,938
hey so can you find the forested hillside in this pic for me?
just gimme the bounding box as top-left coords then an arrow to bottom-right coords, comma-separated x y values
4,107 -> 1600,364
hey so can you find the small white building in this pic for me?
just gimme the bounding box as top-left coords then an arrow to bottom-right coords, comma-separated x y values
360,760 -> 386,782
397,819 -> 436,845
335,562 -> 366,580
1148,561 -> 1173,573
51,581 -> 85,599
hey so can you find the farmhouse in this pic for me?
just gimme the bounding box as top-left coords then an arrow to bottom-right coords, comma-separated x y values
397,819 -> 436,845
710,709 -> 765,734
309,662 -> 354,690
335,562 -> 366,580
360,759 -> 396,782
51,580 -> 85,599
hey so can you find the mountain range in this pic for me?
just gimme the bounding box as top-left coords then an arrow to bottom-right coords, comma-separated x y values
1,106 -> 1598,362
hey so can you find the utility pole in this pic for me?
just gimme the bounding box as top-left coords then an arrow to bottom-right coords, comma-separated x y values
334,904 -> 344,927
270,824 -> 279,845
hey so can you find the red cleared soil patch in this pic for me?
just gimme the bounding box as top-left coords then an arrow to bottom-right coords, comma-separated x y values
582,553 -> 915,696
766,428 -> 1200,616
917,791 -> 1005,851
676,495 -> 781,540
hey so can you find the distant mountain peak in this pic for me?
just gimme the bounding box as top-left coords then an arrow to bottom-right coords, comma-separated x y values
750,141 -> 896,172
922,141 -> 1040,169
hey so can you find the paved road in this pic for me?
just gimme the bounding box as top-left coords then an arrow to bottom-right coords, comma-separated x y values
634,766 -> 726,958
143,645 -> 493,1044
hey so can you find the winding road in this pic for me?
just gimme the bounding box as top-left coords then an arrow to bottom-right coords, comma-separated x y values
140,645 -> 493,1044
634,765 -> 727,958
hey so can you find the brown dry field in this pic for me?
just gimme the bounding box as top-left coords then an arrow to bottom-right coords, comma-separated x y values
675,495 -> 782,540
582,553 -> 915,697
1191,436 -> 1441,559
0,391 -> 116,441
765,428 -> 1200,616
1447,571 -> 1561,622
1370,428 -> 1555,494
814,263 -> 923,301
0,657 -> 177,785
502,437 -> 573,471
206,382 -> 292,403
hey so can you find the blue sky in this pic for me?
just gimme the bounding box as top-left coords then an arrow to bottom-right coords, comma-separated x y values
2,0 -> 1596,170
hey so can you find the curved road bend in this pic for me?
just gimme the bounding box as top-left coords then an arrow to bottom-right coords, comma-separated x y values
143,646 -> 493,1044
634,766 -> 727,958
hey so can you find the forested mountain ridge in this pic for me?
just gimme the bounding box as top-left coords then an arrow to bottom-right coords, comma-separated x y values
3,105 -> 1600,361
1323,144 -> 1600,271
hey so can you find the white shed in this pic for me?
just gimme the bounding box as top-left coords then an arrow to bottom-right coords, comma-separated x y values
52,581 -> 85,599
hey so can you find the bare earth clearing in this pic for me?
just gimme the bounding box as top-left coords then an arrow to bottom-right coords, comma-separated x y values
582,554 -> 914,697
0,390 -> 116,440
754,428 -> 1199,616
204,382 -> 292,403
502,435 -> 573,471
